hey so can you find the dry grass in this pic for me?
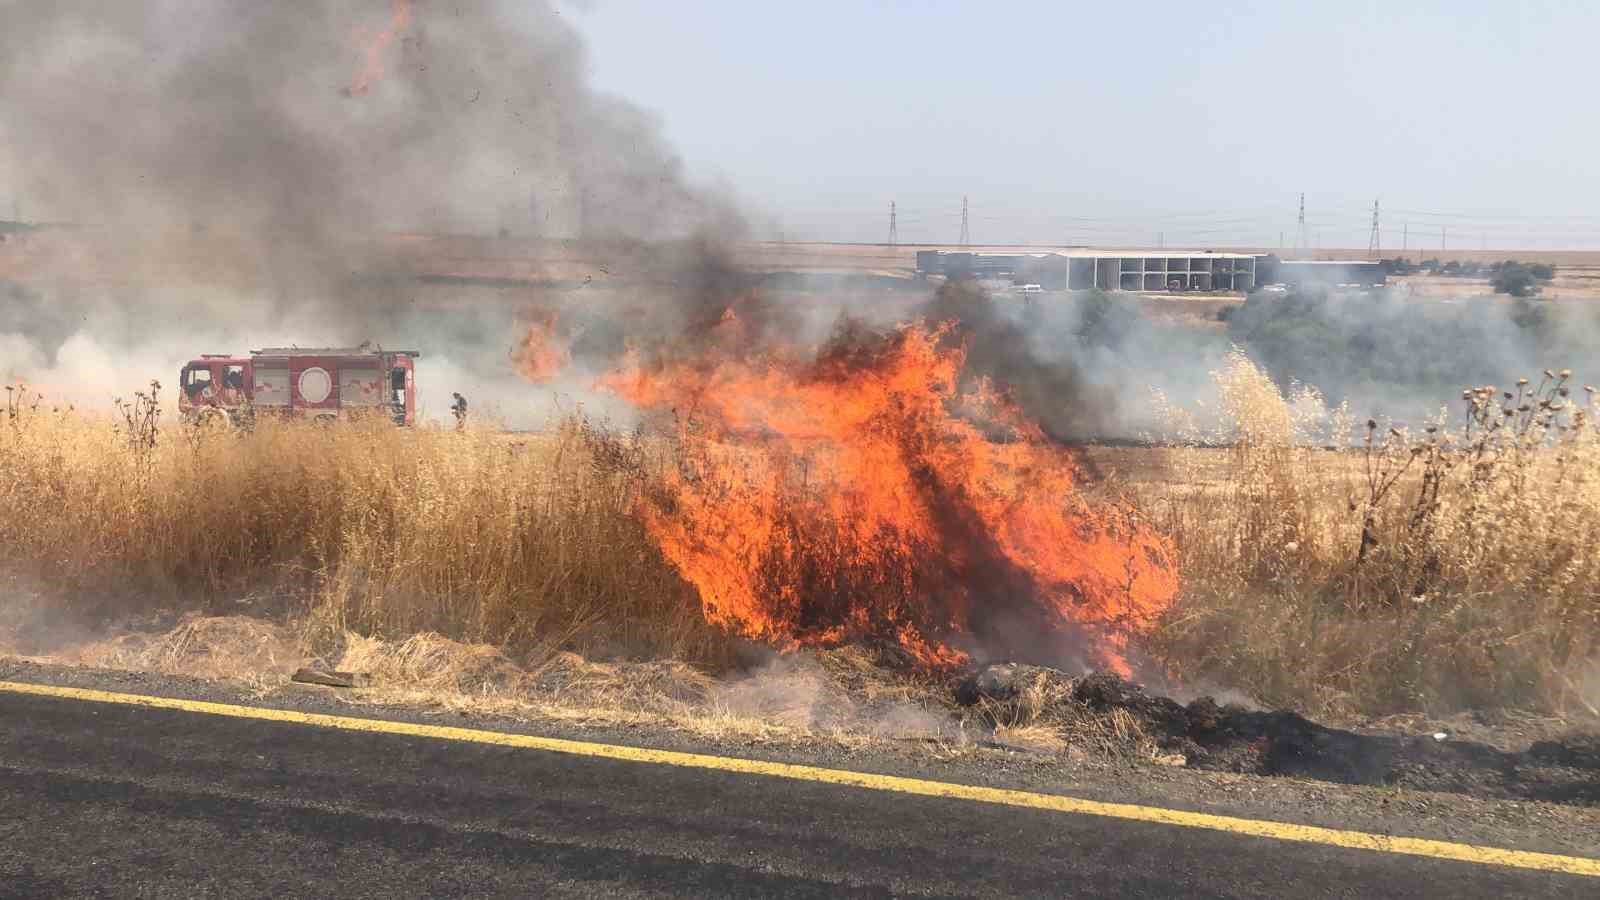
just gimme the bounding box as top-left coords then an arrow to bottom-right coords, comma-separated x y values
0,383 -> 1125,750
1144,352 -> 1600,718
0,387 -> 726,667
0,392 -> 969,741
3,608 -> 956,748
67,615 -> 298,692
327,631 -> 735,731
6,362 -> 1597,726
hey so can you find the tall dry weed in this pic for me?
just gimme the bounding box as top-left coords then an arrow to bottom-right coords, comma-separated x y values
1148,349 -> 1353,584
1145,353 -> 1600,717
0,394 -> 726,666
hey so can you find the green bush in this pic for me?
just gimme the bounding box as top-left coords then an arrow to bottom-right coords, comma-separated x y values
1491,260 -> 1556,297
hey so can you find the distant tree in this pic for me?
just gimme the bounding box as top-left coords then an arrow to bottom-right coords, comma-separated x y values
1491,261 -> 1552,297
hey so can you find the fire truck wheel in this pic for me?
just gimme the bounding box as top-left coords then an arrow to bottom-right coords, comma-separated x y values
314,413 -> 338,426
196,408 -> 224,427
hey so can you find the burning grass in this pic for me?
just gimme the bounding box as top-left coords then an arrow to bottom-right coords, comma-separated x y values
3,343 -> 1598,725
0,331 -> 1174,681
605,319 -> 1179,674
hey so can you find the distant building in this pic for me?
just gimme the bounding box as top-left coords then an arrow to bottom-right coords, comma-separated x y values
1259,258 -> 1387,288
914,249 -> 1258,292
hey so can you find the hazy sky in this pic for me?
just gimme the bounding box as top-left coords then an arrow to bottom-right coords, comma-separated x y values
572,1 -> 1600,249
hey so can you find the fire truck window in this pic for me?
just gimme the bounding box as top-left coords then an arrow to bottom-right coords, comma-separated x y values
391,368 -> 406,402
184,367 -> 212,397
223,366 -> 245,389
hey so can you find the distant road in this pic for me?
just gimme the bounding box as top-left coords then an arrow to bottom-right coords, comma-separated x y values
1,681 -> 1594,898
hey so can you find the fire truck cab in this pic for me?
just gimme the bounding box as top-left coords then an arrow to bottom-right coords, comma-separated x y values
179,347 -> 420,425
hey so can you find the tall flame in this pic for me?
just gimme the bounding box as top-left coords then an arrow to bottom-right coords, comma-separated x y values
511,311 -> 570,383
603,316 -> 1179,673
347,0 -> 413,97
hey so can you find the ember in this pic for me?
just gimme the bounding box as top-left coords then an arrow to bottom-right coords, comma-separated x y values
600,315 -> 1180,674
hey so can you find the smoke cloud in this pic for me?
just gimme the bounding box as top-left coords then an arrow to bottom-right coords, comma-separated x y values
5,2 -> 1598,437
933,283 -> 1600,441
0,0 -> 740,420
1222,287 -> 1600,425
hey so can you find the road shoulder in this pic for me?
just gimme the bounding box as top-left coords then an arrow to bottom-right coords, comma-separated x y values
3,656 -> 1596,862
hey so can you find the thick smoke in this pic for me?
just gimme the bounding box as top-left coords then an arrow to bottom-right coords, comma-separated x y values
919,279 -> 1119,441
0,0 -> 740,419
937,283 -> 1600,441
1222,287 -> 1600,425
5,3 -> 1597,437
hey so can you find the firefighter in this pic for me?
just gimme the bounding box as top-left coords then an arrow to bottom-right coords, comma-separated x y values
450,392 -> 468,430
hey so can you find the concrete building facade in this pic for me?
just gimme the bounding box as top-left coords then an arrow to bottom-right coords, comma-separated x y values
915,249 -> 1257,292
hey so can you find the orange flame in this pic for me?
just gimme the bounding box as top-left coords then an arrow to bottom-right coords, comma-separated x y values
604,318 -> 1179,674
512,311 -> 570,383
347,0 -> 413,97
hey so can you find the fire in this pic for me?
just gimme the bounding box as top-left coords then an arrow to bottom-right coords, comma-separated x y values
347,0 -> 413,97
603,316 -> 1179,673
511,311 -> 570,383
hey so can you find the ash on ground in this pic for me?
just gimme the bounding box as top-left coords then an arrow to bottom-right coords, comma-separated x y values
955,662 -> 1599,806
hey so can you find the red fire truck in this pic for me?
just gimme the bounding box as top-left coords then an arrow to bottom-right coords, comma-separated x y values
178,347 -> 420,425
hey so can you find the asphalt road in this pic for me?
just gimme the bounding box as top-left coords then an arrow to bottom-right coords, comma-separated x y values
0,686 -> 1592,899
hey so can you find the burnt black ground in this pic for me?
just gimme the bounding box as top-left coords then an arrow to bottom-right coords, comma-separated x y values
1068,672 -> 1600,804
2,670 -> 1596,898
956,665 -> 1600,806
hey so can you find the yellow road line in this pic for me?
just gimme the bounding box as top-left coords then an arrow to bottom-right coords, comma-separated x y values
3,678 -> 1597,879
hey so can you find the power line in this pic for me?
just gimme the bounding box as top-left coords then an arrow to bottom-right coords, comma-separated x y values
1389,207 -> 1600,222
775,200 -> 1600,249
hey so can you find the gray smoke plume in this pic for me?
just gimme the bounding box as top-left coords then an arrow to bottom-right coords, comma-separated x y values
1,0 -> 739,245
917,279 -> 1119,441
1221,286 -> 1600,426
0,0 -> 740,419
6,3 -> 1596,436
934,282 -> 1600,442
